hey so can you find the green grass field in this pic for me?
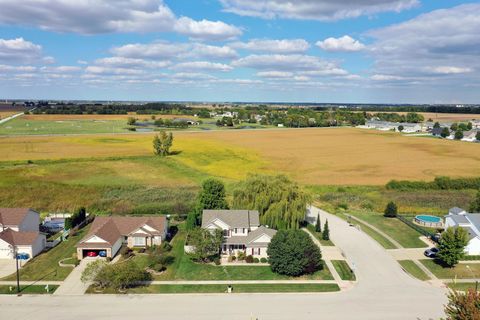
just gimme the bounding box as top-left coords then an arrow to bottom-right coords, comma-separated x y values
0,118 -> 130,135
340,213 -> 397,249
2,226 -> 90,281
447,282 -> 480,292
331,260 -> 356,281
420,260 -> 480,279
90,283 -> 340,294
0,285 -> 58,294
132,227 -> 333,281
305,224 -> 335,246
398,260 -> 430,281
348,212 -> 427,248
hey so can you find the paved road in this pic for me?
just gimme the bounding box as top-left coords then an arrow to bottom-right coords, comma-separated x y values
0,208 -> 447,319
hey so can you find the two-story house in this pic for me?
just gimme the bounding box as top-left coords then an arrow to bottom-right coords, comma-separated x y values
76,216 -> 168,259
0,208 -> 46,260
445,207 -> 480,255
201,210 -> 277,258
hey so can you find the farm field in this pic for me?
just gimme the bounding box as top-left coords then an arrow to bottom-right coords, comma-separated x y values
1,128 -> 479,184
0,111 -> 21,119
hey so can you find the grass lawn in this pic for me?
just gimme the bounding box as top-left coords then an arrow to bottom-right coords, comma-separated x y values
447,282 -> 480,292
0,285 -> 58,294
348,212 -> 427,248
0,118 -> 130,135
135,227 -> 333,281
331,260 -> 356,281
89,283 -> 340,294
398,260 -> 430,281
420,260 -> 480,279
305,224 -> 334,246
2,226 -> 90,281
342,214 -> 397,249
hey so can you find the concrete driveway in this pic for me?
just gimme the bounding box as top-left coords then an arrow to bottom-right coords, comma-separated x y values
0,260 -> 16,278
0,208 -> 447,320
53,258 -> 95,295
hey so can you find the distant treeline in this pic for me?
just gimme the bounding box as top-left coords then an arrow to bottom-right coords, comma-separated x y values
33,103 -> 192,115
386,176 -> 480,190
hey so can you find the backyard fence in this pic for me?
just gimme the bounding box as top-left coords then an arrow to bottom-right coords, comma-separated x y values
396,215 -> 435,239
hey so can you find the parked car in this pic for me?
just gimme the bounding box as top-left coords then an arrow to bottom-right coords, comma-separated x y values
430,233 -> 441,243
86,251 -> 98,257
424,247 -> 439,258
98,250 -> 107,258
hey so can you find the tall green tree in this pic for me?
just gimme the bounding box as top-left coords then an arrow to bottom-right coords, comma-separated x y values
233,174 -> 312,230
189,179 -> 229,228
470,190 -> 480,213
153,130 -> 173,156
437,227 -> 469,267
267,230 -> 323,276
441,127 -> 450,138
315,214 -> 321,233
322,220 -> 330,241
384,201 -> 398,218
433,122 -> 441,129
454,130 -> 464,140
187,228 -> 223,262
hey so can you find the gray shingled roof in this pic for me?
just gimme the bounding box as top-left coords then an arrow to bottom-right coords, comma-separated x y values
224,226 -> 276,246
449,207 -> 466,215
201,210 -> 260,229
447,214 -> 469,224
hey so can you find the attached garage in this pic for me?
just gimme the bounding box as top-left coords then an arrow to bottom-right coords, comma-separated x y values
76,236 -> 123,260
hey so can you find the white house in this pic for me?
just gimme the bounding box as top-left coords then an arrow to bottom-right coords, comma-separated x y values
0,208 -> 46,260
76,216 -> 168,260
444,207 -> 480,255
462,130 -> 479,142
201,210 -> 277,258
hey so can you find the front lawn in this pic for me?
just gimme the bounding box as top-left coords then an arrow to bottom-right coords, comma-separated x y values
89,283 -> 340,294
398,260 -> 430,281
349,212 -> 427,248
343,214 -> 396,249
447,282 -> 480,292
2,225 -> 90,281
331,260 -> 356,281
420,260 -> 480,279
305,224 -> 334,246
0,285 -> 58,294
132,227 -> 333,281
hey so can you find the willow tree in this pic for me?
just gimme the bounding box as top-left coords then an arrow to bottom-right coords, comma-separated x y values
232,174 -> 311,230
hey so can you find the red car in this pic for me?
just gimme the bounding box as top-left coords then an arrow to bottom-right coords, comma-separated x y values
86,251 -> 98,257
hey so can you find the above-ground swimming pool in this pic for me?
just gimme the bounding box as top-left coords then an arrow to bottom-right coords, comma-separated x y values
414,215 -> 443,228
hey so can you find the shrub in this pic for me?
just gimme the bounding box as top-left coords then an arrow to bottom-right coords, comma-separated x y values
214,258 -> 221,266
158,242 -> 172,254
152,263 -> 165,273
237,251 -> 246,261
158,255 -> 174,266
384,201 -> 398,218
260,257 -> 268,263
337,203 -> 348,210
268,229 -> 322,276
120,246 -> 133,259
245,255 -> 254,263
253,258 -> 260,263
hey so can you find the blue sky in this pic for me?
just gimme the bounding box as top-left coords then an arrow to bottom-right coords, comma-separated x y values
0,0 -> 479,103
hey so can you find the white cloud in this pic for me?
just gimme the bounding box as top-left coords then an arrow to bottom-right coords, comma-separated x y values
111,42 -> 187,60
428,66 -> 473,75
219,0 -> 418,20
173,18 -> 242,41
172,61 -> 233,72
0,38 -> 42,62
368,4 -> 480,81
316,36 -> 365,52
0,0 -> 241,40
85,66 -> 145,75
256,71 -> 293,78
40,66 -> 82,73
371,74 -> 404,81
189,43 -> 238,59
230,39 -> 310,54
94,57 -> 170,69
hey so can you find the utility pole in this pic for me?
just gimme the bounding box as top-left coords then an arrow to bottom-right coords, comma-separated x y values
13,245 -> 20,295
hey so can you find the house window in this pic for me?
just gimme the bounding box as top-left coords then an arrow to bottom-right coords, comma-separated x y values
243,228 -> 245,233
235,228 -> 237,234
223,230 -> 229,237
134,237 -> 146,246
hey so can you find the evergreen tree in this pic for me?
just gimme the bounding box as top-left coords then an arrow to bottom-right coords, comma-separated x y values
315,214 -> 321,233
384,201 -> 398,218
191,179 -> 229,226
437,227 -> 469,267
433,122 -> 441,129
322,219 -> 330,241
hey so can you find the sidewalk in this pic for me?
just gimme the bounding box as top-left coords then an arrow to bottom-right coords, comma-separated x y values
54,259 -> 92,295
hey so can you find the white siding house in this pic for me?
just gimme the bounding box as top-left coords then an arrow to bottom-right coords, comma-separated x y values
445,207 -> 480,255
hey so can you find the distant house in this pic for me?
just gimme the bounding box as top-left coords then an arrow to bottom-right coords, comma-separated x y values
445,207 -> 480,255
173,118 -> 199,126
462,130 -> 479,142
201,210 -> 277,258
0,208 -> 46,260
431,127 -> 444,137
76,216 -> 168,259
364,120 -> 421,133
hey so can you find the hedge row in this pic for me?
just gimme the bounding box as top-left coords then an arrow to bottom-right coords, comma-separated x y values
386,176 -> 480,191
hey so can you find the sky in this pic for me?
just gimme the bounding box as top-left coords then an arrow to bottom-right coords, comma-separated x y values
0,0 -> 479,103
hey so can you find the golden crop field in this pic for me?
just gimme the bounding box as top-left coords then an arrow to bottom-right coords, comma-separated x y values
1,128 -> 479,185
0,111 -> 20,119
